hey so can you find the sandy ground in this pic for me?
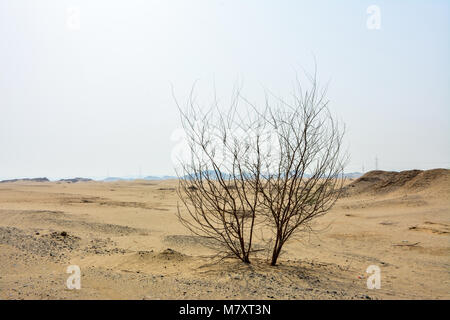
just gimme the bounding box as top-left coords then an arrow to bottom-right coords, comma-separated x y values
0,170 -> 449,300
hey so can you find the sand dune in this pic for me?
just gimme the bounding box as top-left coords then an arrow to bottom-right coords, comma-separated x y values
0,171 -> 448,299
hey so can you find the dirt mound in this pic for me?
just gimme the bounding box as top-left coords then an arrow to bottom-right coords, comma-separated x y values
157,248 -> 186,261
404,169 -> 450,190
343,169 -> 450,196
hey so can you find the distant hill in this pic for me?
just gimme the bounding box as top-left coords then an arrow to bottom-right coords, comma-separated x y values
103,175 -> 177,182
179,171 -> 363,180
143,175 -> 177,180
103,177 -> 129,182
58,177 -> 93,183
0,177 -> 49,183
343,172 -> 363,179
0,172 -> 365,184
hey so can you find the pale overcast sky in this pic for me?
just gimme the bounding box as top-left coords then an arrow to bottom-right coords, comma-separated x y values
0,0 -> 449,180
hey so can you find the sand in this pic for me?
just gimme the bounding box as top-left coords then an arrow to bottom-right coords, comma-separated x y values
0,170 -> 449,300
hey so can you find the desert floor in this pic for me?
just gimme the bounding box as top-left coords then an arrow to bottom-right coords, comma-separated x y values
0,170 -> 449,300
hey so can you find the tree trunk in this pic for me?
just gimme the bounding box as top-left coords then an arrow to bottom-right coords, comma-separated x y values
270,242 -> 283,266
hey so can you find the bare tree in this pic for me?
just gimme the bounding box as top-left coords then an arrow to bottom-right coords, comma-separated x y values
254,75 -> 347,266
174,73 -> 346,266
173,83 -> 266,263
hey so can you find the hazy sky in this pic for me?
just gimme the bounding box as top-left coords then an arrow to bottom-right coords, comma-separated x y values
1,0 -> 449,180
